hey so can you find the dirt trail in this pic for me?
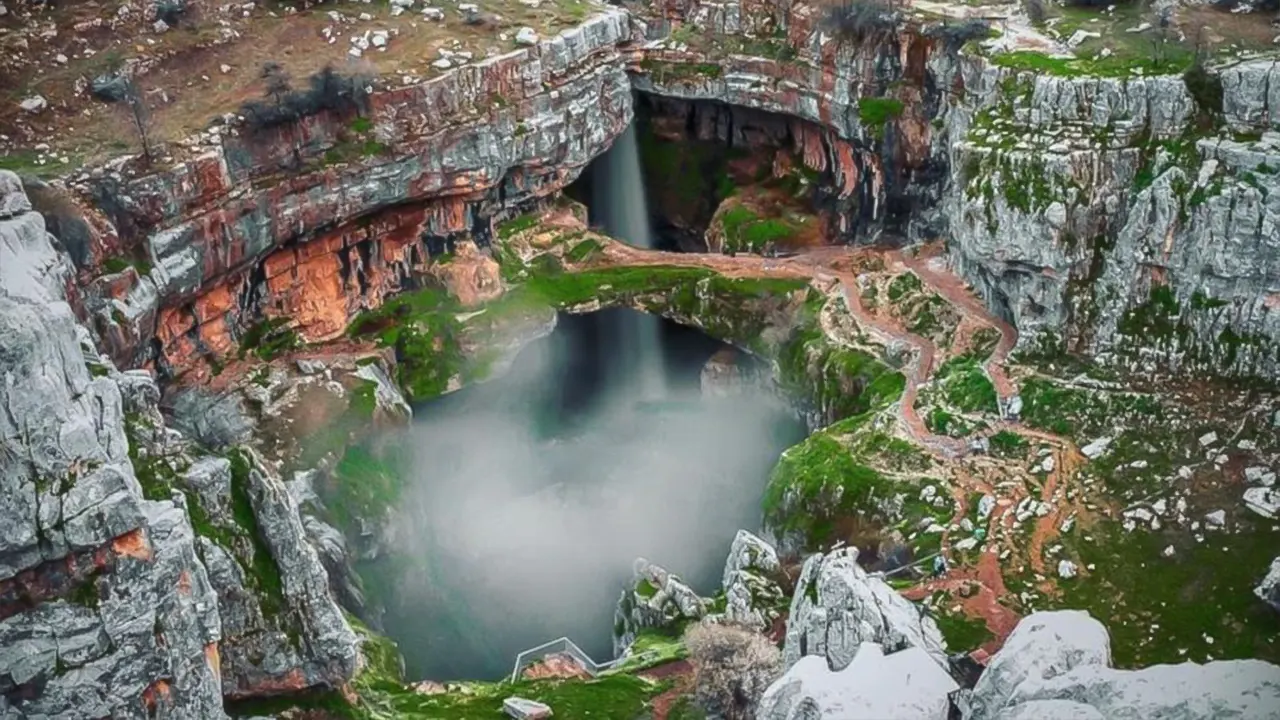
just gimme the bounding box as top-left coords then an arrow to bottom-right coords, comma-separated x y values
582,238 -> 1085,646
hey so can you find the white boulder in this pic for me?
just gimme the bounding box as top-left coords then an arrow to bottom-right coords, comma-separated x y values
515,27 -> 538,46
783,547 -> 947,671
19,95 -> 47,114
965,611 -> 1280,719
1257,557 -> 1280,613
759,643 -> 958,720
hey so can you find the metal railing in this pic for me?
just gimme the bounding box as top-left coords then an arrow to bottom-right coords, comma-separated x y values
509,637 -> 658,683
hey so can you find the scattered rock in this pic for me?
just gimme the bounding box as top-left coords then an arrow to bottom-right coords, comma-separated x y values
1204,509 -> 1226,528
1244,487 -> 1279,519
965,611 -> 1280,718
1057,560 -> 1077,579
783,547 -> 947,671
422,6 -> 443,20
459,3 -> 481,23
1257,558 -> 1280,613
1246,467 -> 1277,487
1198,431 -> 1218,447
1081,437 -> 1112,460
515,27 -> 539,46
503,696 -> 552,719
19,95 -> 47,113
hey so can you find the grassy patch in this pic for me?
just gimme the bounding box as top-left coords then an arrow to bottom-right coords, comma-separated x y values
1018,377 -> 1159,439
239,317 -> 301,361
936,356 -> 998,414
989,429 -> 1028,458
858,97 -> 905,139
321,445 -> 403,538
1054,520 -> 1280,667
932,607 -> 994,652
762,413 -> 897,548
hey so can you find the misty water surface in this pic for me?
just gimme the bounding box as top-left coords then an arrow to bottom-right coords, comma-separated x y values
366,311 -> 804,681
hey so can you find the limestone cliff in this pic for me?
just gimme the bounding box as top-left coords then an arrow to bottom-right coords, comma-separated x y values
69,10 -> 633,375
0,171 -> 360,716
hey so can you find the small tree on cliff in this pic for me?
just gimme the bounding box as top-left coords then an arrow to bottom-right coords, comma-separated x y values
121,79 -> 154,164
685,622 -> 782,720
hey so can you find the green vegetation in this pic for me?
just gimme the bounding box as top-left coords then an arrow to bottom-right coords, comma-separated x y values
101,255 -> 153,276
858,97 -> 905,139
1054,521 -> 1280,667
932,607 -> 994,652
227,449 -> 287,619
635,578 -> 659,599
239,318 -> 301,361
717,205 -> 800,254
347,287 -> 467,401
348,380 -> 378,419
988,429 -> 1029,458
323,445 -> 404,538
935,356 -> 998,414
763,420 -> 890,548
565,237 -> 603,263
638,59 -> 723,83
1018,377 -> 1159,438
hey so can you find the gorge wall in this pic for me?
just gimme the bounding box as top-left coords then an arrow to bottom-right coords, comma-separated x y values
42,0 -> 1280,385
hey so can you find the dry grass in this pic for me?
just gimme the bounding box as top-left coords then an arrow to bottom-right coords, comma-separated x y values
0,0 -> 598,169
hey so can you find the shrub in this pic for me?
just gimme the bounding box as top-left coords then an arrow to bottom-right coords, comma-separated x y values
1183,59 -> 1224,119
684,623 -> 781,720
1023,0 -> 1046,25
926,19 -> 994,50
821,0 -> 899,42
240,64 -> 373,131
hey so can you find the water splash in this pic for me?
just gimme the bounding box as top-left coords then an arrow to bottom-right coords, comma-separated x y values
591,123 -> 666,400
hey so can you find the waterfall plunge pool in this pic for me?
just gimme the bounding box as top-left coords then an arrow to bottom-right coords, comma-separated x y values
359,309 -> 805,682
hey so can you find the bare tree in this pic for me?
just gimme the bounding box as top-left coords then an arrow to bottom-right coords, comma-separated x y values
122,79 -> 154,163
684,622 -> 782,720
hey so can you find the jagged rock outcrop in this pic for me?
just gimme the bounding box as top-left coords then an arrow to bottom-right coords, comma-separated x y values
720,530 -> 785,632
782,547 -> 947,672
68,10 -> 634,373
0,170 -> 225,716
758,643 -> 959,720
960,611 -> 1280,720
1,169 -> 362,714
945,58 -> 1280,378
613,559 -> 707,657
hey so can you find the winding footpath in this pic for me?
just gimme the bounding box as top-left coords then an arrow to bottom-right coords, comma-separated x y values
565,225 -> 1086,649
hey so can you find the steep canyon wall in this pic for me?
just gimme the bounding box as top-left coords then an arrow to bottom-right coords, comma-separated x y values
48,0 -> 1280,382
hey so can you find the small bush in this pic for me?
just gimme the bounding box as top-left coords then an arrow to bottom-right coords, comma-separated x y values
685,623 -> 781,720
240,64 -> 373,131
821,0 -> 899,42
926,19 -> 994,50
1183,60 -> 1224,119
1023,0 -> 1046,25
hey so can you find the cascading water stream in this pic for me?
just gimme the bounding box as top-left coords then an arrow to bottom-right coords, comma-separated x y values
591,123 -> 666,400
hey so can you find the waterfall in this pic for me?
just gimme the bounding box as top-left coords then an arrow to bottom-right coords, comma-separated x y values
592,123 -> 666,400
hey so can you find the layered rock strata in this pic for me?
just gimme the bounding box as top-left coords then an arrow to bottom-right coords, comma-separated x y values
69,10 -> 633,374
1,170 -> 360,715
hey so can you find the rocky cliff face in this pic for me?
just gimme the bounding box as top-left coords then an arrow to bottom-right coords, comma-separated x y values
947,59 -> 1280,378
67,10 -> 632,376
629,0 -> 1280,380
0,170 -> 361,715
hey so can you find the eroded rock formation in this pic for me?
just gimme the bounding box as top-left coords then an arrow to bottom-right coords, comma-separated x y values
782,546 -> 948,671
1,171 -> 362,715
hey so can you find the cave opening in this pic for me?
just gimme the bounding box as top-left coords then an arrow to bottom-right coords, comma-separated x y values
361,308 -> 805,682
567,93 -> 848,255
